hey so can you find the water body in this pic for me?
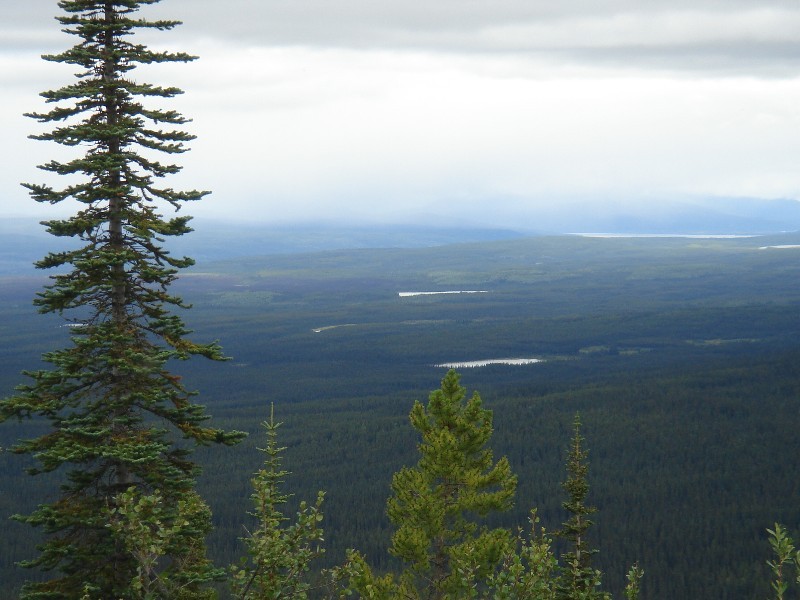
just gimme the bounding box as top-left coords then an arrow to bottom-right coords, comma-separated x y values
435,358 -> 543,368
399,290 -> 488,297
312,324 -> 357,333
571,233 -> 758,239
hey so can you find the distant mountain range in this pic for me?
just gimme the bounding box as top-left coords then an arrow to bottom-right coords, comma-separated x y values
0,220 -> 526,275
2,196 -> 799,274
552,196 -> 800,235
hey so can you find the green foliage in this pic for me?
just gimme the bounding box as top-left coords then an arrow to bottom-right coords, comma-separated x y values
107,487 -> 221,599
341,369 -> 518,599
479,510 -> 559,600
622,565 -> 643,600
766,524 -> 800,600
0,1 -> 244,596
229,406 -> 325,599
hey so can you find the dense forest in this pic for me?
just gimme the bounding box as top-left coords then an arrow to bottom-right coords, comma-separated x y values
3,232 -> 800,598
3,1 -> 799,597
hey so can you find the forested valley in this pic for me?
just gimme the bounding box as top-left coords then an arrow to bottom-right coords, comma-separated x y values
3,2 -> 800,597
3,232 -> 800,598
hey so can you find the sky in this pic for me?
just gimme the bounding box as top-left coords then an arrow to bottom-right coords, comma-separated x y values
3,1 -> 800,229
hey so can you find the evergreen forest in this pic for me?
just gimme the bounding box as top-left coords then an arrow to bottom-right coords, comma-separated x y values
3,231 -> 800,598
1,1 -> 799,598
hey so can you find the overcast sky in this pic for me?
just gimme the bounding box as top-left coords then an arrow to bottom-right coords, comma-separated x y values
3,1 -> 800,228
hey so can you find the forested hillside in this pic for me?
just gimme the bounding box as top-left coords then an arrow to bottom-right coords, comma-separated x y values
2,233 -> 799,598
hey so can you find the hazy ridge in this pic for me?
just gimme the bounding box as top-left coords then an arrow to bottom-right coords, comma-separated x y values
3,195 -> 800,274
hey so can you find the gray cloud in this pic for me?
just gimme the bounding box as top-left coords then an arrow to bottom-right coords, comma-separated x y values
135,0 -> 800,77
4,0 -> 800,226
8,1 -> 800,76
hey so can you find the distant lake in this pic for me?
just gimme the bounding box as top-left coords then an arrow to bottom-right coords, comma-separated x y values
399,290 -> 488,297
435,358 -> 543,368
571,233 -> 758,239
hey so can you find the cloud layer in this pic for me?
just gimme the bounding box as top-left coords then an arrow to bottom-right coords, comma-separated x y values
2,1 -> 800,227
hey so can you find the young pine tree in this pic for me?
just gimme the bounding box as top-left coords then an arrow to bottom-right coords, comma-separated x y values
341,369 -> 517,599
0,1 -> 244,597
230,406 -> 325,600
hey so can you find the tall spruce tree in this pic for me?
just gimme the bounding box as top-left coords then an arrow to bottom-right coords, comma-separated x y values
0,1 -> 244,597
